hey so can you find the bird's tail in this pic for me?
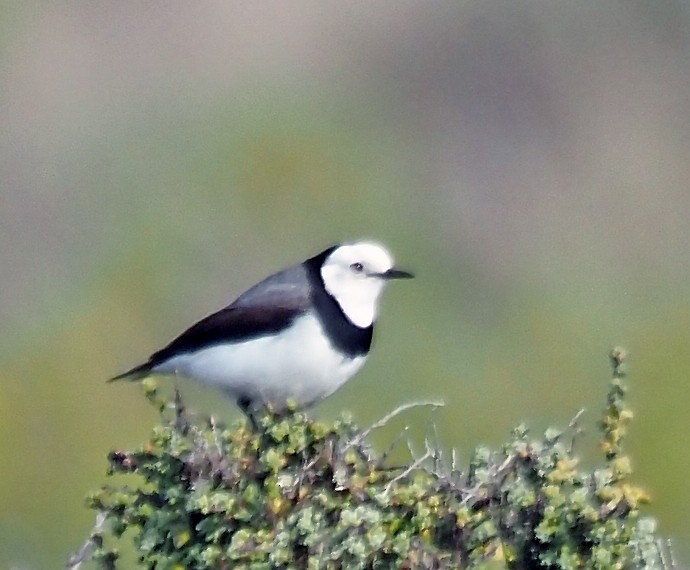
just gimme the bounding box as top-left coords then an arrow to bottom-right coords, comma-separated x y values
108,361 -> 154,382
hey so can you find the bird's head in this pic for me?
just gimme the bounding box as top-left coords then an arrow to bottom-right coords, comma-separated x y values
320,241 -> 413,328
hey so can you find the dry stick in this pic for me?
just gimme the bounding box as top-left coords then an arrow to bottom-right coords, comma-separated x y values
428,420 -> 448,476
568,408 -> 586,429
66,511 -> 108,569
657,538 -> 678,570
384,441 -> 435,494
460,453 -> 517,506
567,408 -> 586,454
348,400 -> 445,449
378,425 -> 411,467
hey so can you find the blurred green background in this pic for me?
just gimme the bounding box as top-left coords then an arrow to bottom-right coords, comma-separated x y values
2,2 -> 690,567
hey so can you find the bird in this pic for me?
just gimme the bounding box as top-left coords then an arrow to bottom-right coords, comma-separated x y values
111,241 -> 413,418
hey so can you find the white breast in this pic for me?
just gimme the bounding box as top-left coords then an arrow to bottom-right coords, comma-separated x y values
153,313 -> 366,411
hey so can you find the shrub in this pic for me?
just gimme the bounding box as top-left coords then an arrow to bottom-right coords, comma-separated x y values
70,349 -> 677,569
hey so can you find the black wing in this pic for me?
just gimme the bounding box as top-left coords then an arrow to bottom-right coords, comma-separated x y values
110,264 -> 311,380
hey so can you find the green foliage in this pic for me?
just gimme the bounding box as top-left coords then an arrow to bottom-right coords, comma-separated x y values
73,350 -> 674,569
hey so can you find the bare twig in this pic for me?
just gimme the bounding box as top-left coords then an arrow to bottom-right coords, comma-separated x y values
567,408 -> 586,454
657,538 -> 677,570
495,453 -> 517,479
384,441 -> 435,494
568,408 -> 586,430
460,453 -> 516,506
378,425 -> 410,467
348,400 -> 444,448
66,511 -> 108,569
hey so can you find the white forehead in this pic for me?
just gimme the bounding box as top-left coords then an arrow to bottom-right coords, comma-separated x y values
327,241 -> 394,271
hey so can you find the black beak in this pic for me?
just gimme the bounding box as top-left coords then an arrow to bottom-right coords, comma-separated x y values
379,268 -> 414,280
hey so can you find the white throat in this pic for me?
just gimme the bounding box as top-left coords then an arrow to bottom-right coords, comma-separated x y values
320,268 -> 385,328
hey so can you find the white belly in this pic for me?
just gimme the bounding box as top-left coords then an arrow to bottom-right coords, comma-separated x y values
154,313 -> 366,410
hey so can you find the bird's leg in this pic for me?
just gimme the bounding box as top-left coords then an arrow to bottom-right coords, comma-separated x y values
237,396 -> 260,431
173,385 -> 190,435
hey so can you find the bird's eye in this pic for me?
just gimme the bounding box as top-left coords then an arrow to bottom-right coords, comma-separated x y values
350,262 -> 364,273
